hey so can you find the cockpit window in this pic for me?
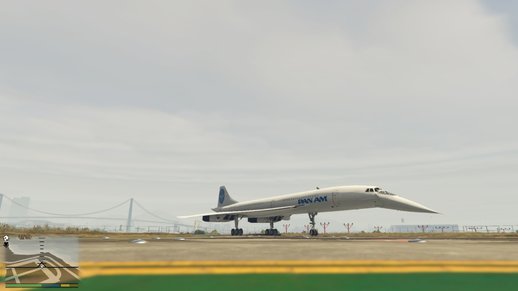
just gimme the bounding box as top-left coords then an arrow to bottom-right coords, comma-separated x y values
374,188 -> 380,192
378,189 -> 396,195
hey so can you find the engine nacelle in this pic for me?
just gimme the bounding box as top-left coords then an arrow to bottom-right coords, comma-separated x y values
248,216 -> 285,223
202,214 -> 236,222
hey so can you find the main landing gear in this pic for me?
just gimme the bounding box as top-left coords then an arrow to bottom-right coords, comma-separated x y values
231,228 -> 243,236
231,217 -> 244,236
264,221 -> 280,236
308,212 -> 319,236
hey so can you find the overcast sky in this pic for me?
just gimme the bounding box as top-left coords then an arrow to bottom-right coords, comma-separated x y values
1,1 -> 517,232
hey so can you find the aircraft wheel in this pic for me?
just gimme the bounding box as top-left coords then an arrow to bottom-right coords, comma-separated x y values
231,229 -> 235,236
265,229 -> 270,235
238,228 -> 243,236
313,229 -> 319,236
273,229 -> 279,236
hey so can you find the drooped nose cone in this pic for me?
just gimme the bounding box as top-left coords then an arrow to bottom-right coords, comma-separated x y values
376,194 -> 438,214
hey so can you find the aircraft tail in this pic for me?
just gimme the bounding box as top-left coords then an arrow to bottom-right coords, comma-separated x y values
216,186 -> 238,209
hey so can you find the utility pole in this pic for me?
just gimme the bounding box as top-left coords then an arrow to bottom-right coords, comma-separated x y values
283,224 -> 290,234
373,226 -> 383,233
320,222 -> 330,234
344,223 -> 354,234
126,198 -> 134,232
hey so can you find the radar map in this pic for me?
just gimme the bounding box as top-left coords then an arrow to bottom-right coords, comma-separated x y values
3,236 -> 79,288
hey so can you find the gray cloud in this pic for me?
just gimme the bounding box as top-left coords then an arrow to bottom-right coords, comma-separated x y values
1,0 -> 517,230
481,0 -> 518,45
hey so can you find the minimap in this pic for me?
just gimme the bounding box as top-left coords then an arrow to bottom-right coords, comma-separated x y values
3,236 -> 79,288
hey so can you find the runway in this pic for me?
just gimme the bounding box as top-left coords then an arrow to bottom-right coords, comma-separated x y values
4,236 -> 518,290
80,237 -> 518,261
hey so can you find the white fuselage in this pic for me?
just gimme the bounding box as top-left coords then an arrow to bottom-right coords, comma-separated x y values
216,185 -> 377,216
182,184 -> 437,234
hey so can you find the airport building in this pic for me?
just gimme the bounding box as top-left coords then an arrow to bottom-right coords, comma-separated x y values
390,224 -> 460,233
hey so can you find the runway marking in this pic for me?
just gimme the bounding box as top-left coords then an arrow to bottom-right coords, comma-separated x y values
75,261 -> 518,277
3,261 -> 518,279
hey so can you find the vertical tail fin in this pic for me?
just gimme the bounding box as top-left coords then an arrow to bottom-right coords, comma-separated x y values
216,186 -> 237,209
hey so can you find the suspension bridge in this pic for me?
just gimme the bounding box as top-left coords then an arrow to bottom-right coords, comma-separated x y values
0,193 -> 200,233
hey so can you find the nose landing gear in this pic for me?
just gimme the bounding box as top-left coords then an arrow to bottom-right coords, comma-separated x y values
308,212 -> 319,236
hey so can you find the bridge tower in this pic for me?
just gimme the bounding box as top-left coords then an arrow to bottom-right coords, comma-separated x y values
126,198 -> 134,232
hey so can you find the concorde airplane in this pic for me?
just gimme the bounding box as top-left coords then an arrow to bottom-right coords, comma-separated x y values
179,185 -> 438,236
